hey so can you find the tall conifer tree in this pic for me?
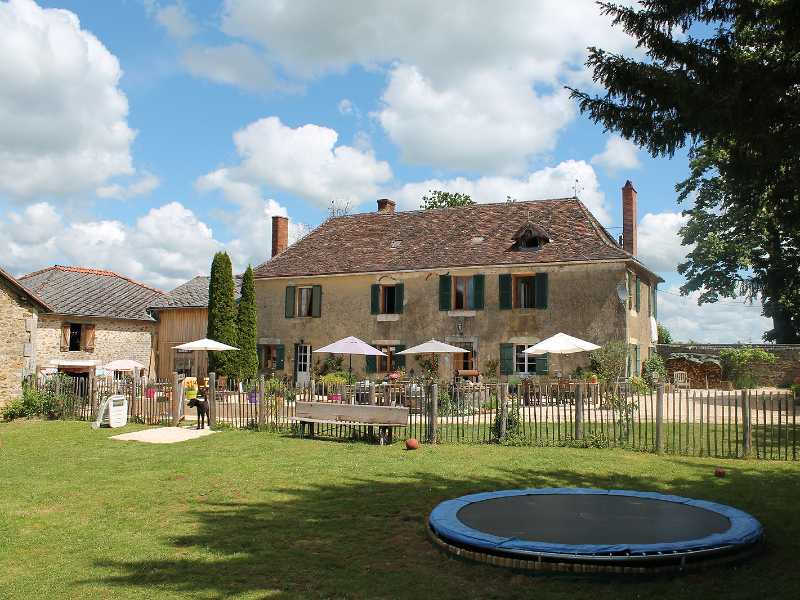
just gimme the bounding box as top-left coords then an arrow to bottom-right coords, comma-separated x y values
235,265 -> 259,379
206,252 -> 237,377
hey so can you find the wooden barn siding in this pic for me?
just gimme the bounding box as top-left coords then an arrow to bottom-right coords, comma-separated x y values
155,308 -> 208,379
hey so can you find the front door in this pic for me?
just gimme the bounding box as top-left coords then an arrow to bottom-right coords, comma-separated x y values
295,344 -> 312,387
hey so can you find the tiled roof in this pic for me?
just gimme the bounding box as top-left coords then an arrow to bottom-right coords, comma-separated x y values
254,198 -> 657,278
149,275 -> 244,310
0,265 -> 53,312
19,266 -> 166,321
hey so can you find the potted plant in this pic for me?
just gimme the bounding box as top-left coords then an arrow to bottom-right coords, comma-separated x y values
185,377 -> 198,400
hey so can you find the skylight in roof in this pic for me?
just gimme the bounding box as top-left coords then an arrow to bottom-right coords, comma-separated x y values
390,240 -> 402,249
471,236 -> 484,244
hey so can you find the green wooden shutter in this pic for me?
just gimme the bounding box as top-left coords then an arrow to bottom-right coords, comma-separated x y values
257,344 -> 264,369
500,343 -> 514,374
535,272 -> 548,309
370,284 -> 381,314
635,344 -> 642,376
284,286 -> 295,318
653,287 -> 658,318
473,274 -> 484,310
394,345 -> 406,370
499,274 -> 512,310
439,275 -> 452,311
311,284 -> 322,318
536,353 -> 549,375
628,272 -> 633,309
365,354 -> 377,374
275,345 -> 285,370
394,283 -> 404,314
635,276 -> 641,312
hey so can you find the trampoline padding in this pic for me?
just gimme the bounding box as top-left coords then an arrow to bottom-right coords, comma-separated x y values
429,488 -> 763,557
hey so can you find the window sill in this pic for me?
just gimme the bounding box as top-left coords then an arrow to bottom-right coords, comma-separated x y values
376,314 -> 400,322
447,310 -> 477,317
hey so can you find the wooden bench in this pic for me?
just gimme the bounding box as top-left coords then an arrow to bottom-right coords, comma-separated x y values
291,401 -> 409,445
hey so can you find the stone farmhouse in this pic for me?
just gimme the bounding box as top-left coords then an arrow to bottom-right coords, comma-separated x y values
18,266 -> 166,383
253,181 -> 663,385
0,266 -> 52,404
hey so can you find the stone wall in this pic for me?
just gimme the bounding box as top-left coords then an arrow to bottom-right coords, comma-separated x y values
36,315 -> 156,372
0,280 -> 39,404
657,343 -> 800,388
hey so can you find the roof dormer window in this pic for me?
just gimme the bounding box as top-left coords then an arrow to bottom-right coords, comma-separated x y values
513,223 -> 549,251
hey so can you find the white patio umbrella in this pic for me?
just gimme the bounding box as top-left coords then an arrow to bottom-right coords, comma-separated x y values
313,335 -> 387,374
522,333 -> 600,355
398,340 -> 469,380
173,338 -> 239,351
103,359 -> 147,371
173,338 -> 239,379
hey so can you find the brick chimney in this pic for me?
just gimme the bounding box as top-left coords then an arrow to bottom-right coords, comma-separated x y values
376,198 -> 396,213
621,181 -> 637,257
271,215 -> 289,257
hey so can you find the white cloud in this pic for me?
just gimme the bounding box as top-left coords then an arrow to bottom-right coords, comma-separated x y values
155,4 -> 196,41
96,171 -> 162,201
637,212 -> 691,277
182,43 -> 278,91
195,116 -> 393,208
213,1 -> 639,175
657,284 -> 772,344
386,160 -> 611,224
373,63 -> 575,174
0,0 -> 138,202
591,135 -> 643,174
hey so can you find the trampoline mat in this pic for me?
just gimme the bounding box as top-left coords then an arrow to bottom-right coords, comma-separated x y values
456,493 -> 732,546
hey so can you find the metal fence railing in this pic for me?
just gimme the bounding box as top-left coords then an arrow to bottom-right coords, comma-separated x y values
25,375 -> 799,460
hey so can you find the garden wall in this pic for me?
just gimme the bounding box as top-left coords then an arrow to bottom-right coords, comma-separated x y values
657,344 -> 800,388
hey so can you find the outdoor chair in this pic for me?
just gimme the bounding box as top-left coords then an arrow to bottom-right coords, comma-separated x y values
673,371 -> 690,390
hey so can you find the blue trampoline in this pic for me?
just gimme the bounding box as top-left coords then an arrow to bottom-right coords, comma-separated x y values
428,489 -> 763,576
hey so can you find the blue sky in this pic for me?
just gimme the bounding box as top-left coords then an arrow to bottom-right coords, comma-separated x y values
0,0 -> 771,342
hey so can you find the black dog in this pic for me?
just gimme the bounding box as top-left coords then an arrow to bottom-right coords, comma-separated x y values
188,396 -> 209,429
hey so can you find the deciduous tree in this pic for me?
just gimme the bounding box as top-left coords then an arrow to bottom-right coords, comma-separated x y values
420,190 -> 475,209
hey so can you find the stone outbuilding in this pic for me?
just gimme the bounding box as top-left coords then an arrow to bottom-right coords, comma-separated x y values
0,266 -> 52,405
18,266 -> 166,383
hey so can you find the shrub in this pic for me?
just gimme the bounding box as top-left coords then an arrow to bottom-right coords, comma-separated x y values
589,340 -> 628,383
489,408 -> 524,444
641,353 -> 667,384
719,345 -> 778,389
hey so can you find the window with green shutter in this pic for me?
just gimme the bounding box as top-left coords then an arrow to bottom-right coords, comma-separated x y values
394,345 -> 406,369
536,353 -> 549,375
439,275 -> 452,311
284,286 -> 295,318
372,283 -> 404,314
635,276 -> 641,312
500,343 -> 514,374
275,345 -> 285,370
365,354 -> 377,374
311,284 -> 322,318
499,274 -> 512,310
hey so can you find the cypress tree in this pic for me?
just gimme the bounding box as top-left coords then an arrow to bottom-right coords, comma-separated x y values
206,252 -> 237,378
235,265 -> 259,379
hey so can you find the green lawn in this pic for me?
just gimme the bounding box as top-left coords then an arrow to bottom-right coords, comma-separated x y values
1,420 -> 798,600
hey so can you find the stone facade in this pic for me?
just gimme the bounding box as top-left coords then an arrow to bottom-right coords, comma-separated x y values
0,278 -> 43,404
256,261 -> 658,382
35,315 -> 156,373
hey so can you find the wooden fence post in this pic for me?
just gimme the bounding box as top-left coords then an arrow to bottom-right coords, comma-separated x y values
742,389 -> 751,459
656,384 -> 665,454
258,375 -> 266,431
574,382 -> 584,441
428,383 -> 438,444
171,372 -> 182,426
500,384 -> 508,440
208,372 -> 216,427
